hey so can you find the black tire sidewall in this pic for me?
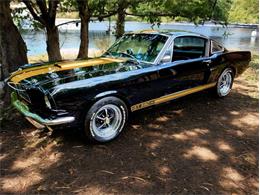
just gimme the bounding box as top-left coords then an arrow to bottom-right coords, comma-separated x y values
84,96 -> 128,143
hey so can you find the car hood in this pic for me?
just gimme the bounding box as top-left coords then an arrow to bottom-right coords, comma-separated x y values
8,57 -> 146,92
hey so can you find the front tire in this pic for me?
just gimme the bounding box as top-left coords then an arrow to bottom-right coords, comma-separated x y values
84,96 -> 128,143
215,68 -> 234,97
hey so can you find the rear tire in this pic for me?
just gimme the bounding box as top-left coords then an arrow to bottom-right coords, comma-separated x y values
215,68 -> 234,97
84,96 -> 128,143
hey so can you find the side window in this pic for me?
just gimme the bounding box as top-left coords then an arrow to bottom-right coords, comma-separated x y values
160,42 -> 173,64
172,36 -> 206,61
211,40 -> 224,54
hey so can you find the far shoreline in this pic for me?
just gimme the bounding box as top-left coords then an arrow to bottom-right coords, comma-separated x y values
19,19 -> 259,31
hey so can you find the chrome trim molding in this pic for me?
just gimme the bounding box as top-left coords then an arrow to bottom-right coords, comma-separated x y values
131,82 -> 216,111
11,92 -> 75,128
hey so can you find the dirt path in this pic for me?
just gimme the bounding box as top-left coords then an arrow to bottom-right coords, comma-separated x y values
1,71 -> 258,194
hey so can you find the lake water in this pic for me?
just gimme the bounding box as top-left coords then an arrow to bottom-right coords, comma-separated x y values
22,21 -> 259,57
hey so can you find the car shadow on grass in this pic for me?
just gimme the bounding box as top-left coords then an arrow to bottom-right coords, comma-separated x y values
1,80 -> 258,194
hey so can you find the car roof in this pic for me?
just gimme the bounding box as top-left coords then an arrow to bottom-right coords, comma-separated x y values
130,29 -> 209,39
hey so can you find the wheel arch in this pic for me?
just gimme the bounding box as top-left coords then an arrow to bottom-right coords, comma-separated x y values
216,65 -> 236,82
83,92 -> 129,143
80,90 -> 131,120
94,90 -> 132,111
228,65 -> 237,77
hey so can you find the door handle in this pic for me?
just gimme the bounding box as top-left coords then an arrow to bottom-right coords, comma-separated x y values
169,68 -> 177,76
203,59 -> 212,64
203,59 -> 212,66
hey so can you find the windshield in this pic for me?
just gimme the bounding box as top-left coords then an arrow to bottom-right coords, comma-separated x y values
105,34 -> 168,63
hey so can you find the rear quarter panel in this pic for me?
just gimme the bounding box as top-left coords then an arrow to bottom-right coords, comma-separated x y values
208,51 -> 251,83
223,51 -> 251,76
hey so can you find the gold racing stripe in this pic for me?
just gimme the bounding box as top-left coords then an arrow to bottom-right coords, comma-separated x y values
9,57 -> 126,84
131,82 -> 216,111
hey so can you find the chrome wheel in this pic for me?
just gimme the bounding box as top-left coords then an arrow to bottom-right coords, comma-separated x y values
217,69 -> 233,97
91,104 -> 123,140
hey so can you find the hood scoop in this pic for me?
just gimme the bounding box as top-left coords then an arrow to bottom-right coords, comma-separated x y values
54,58 -> 124,69
54,63 -> 62,68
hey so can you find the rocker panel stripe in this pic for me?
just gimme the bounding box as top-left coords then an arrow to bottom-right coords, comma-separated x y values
131,82 -> 216,111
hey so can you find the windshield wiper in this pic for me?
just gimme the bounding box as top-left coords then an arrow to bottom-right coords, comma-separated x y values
102,51 -> 114,58
117,52 -> 141,65
103,51 -> 141,65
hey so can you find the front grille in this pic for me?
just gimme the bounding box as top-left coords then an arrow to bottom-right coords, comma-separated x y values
8,82 -> 46,108
16,84 -> 31,103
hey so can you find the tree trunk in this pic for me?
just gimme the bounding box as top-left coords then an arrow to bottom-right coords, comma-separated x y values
77,16 -> 89,59
46,26 -> 62,62
115,8 -> 125,39
0,2 -> 28,78
0,0 -> 28,105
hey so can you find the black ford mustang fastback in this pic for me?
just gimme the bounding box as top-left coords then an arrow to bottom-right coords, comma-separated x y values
7,30 -> 251,142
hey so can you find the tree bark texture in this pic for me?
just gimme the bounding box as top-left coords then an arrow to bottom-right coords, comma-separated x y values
115,2 -> 126,39
77,16 -> 89,59
0,0 -> 28,79
46,26 -> 62,61
0,0 -> 28,105
23,0 -> 62,62
77,0 -> 90,59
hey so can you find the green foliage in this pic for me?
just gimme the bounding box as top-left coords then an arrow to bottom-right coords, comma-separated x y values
243,55 -> 259,84
60,0 -> 77,12
212,0 -> 232,24
130,0 -> 232,25
11,6 -> 43,30
12,0 -> 234,30
228,0 -> 259,24
250,55 -> 259,70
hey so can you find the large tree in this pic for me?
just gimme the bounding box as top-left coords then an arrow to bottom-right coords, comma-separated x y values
0,0 -> 28,80
76,0 -> 116,59
76,0 -> 91,59
114,0 -> 128,38
0,0 -> 28,104
22,0 -> 62,62
106,0 -> 144,38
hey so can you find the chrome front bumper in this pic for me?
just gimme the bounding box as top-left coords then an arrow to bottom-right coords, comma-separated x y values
11,92 -> 75,129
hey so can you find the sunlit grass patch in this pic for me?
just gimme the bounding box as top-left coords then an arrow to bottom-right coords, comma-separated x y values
249,54 -> 259,70
244,54 -> 259,83
57,12 -> 79,19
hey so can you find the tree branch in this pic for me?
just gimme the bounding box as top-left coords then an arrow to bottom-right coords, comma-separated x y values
125,11 -> 178,17
77,0 -> 87,18
210,0 -> 218,20
36,0 -> 48,21
56,11 -> 117,28
22,0 -> 45,24
56,20 -> 80,27
94,11 -> 118,21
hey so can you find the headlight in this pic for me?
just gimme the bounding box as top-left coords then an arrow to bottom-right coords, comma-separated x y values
44,95 -> 52,109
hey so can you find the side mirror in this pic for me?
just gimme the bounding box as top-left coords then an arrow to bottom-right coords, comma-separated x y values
160,54 -> 171,64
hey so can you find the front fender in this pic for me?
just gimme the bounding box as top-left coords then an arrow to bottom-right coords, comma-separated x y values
93,90 -> 131,110
94,90 -> 118,99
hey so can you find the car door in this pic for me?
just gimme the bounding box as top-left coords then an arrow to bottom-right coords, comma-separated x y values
156,36 -> 212,96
